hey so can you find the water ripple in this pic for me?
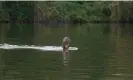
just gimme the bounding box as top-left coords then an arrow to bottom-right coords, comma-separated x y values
0,43 -> 78,51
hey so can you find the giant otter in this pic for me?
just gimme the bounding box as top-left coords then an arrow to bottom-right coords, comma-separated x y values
62,37 -> 70,51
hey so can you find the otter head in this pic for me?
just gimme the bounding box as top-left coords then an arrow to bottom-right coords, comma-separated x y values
62,37 -> 70,50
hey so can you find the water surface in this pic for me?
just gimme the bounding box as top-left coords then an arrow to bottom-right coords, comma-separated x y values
0,23 -> 133,80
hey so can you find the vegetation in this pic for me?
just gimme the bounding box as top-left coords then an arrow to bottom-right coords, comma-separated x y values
0,1 -> 132,24
36,1 -> 112,23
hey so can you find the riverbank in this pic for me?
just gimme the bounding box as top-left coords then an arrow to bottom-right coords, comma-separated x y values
0,20 -> 133,24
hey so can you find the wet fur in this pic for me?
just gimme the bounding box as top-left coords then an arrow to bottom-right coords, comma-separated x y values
62,37 -> 70,51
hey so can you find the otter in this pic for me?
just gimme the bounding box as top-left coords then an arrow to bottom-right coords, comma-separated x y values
62,37 -> 70,51
62,37 -> 70,66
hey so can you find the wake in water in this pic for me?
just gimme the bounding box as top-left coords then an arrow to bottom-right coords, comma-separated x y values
0,43 -> 78,51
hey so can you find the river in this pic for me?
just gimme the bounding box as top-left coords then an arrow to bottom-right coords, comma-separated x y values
0,23 -> 133,80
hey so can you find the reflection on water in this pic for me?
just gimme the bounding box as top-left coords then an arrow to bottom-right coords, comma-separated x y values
0,23 -> 133,80
62,50 -> 71,80
62,49 -> 70,66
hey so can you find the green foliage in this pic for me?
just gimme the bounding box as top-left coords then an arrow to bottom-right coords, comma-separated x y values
0,1 -> 133,23
0,1 -> 113,23
37,1 -> 112,22
1,1 -> 133,23
0,2 -> 9,21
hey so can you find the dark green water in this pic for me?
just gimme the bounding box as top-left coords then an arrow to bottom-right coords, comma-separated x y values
0,23 -> 133,80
